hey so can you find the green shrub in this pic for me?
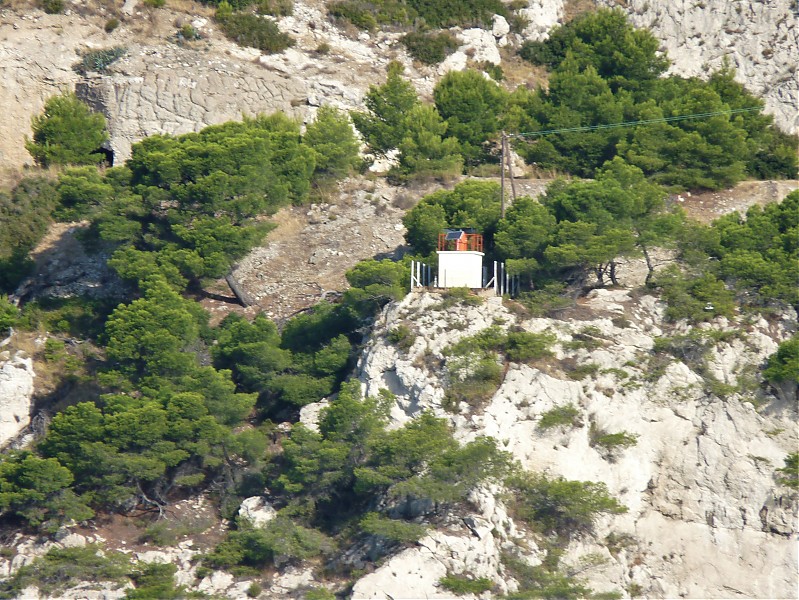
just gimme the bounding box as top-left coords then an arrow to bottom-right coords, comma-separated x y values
506,330 -> 556,362
246,582 -> 263,598
445,353 -> 503,409
0,296 -> 19,333
361,512 -> 427,543
439,574 -> 493,595
654,266 -> 736,322
74,46 -> 127,74
775,453 -> 798,489
179,24 -> 201,40
589,424 -> 638,453
25,92 -> 109,167
515,284 -> 572,317
506,473 -> 627,536
125,562 -> 184,600
216,11 -> 294,53
305,589 -> 336,600
763,336 -> 799,385
104,18 -> 120,32
257,0 -> 292,16
39,0 -> 64,13
387,324 -> 416,352
565,362 -> 600,380
0,546 -> 129,598
438,287 -> 483,308
143,0 -> 165,7
401,31 -> 459,65
538,404 -> 582,430
328,0 -> 378,30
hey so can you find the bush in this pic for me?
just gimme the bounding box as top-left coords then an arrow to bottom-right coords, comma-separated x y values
39,0 -> 64,13
515,284 -> 572,317
216,11 -> 294,53
328,0 -> 378,30
257,0 -> 292,16
439,574 -> 493,595
763,336 -> 799,385
126,562 -> 184,600
142,0 -> 165,6
775,453 -> 798,489
74,46 -> 127,74
506,473 -> 627,536
538,404 -> 582,430
654,266 -> 736,322
0,546 -> 129,598
104,18 -> 120,32
506,330 -> 556,362
25,92 -> 109,167
387,324 -> 416,352
401,31 -> 459,65
360,512 -> 427,543
589,424 -> 638,453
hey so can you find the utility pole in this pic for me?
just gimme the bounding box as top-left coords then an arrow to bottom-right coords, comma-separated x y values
505,133 -> 517,203
500,131 -> 506,218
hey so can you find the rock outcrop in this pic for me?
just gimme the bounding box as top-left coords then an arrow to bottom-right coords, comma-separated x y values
0,339 -> 35,449
354,287 -> 798,598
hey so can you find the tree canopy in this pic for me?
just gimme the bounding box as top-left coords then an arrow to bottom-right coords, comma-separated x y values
26,92 -> 109,167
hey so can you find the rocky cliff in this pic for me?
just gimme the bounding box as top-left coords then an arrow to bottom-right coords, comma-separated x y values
2,0 -> 796,173
353,287 -> 798,598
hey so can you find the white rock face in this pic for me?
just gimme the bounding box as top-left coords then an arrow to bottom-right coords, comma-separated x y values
520,0 -> 565,42
0,345 -> 35,448
355,290 -> 799,598
238,496 -> 277,528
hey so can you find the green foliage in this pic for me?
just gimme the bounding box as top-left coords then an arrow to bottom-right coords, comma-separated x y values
352,62 -> 421,157
445,352 -> 503,409
392,104 -> 464,182
589,424 -> 638,452
125,562 -> 185,600
104,18 -> 120,32
506,472 -> 626,536
519,9 -> 667,88
87,115 -> 320,289
0,296 -> 18,333
305,588 -> 336,600
328,0 -> 379,30
216,9 -> 294,53
434,69 -> 507,164
402,31 -> 459,65
653,265 -> 736,322
39,0 -> 64,13
304,106 -> 360,180
513,283 -> 572,317
775,453 -> 799,490
513,11 -> 795,188
0,546 -> 130,599
501,551 -> 595,600
439,574 -> 494,595
74,46 -> 127,74
0,451 -> 94,533
405,0 -> 505,28
538,404 -> 582,430
763,336 -> 799,385
25,92 -> 109,167
403,180 -> 501,253
143,0 -> 166,6
0,176 -> 57,292
360,512 -> 427,542
207,517 -> 333,568
256,0 -> 292,16
387,324 -> 416,352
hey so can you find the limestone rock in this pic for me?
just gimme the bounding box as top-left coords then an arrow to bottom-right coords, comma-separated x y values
238,496 -> 277,528
0,347 -> 35,448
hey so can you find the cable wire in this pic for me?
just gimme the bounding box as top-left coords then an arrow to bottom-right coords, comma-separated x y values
512,106 -> 762,139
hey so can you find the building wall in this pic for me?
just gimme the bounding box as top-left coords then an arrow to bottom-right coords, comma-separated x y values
437,251 -> 484,288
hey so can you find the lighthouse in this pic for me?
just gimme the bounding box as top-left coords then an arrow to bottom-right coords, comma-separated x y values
436,228 -> 484,288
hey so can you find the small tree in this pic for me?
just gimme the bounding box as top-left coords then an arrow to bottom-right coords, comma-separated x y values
26,92 -> 109,167
303,106 -> 360,179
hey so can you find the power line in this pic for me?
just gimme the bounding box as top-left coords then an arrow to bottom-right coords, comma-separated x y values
512,106 -> 762,139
